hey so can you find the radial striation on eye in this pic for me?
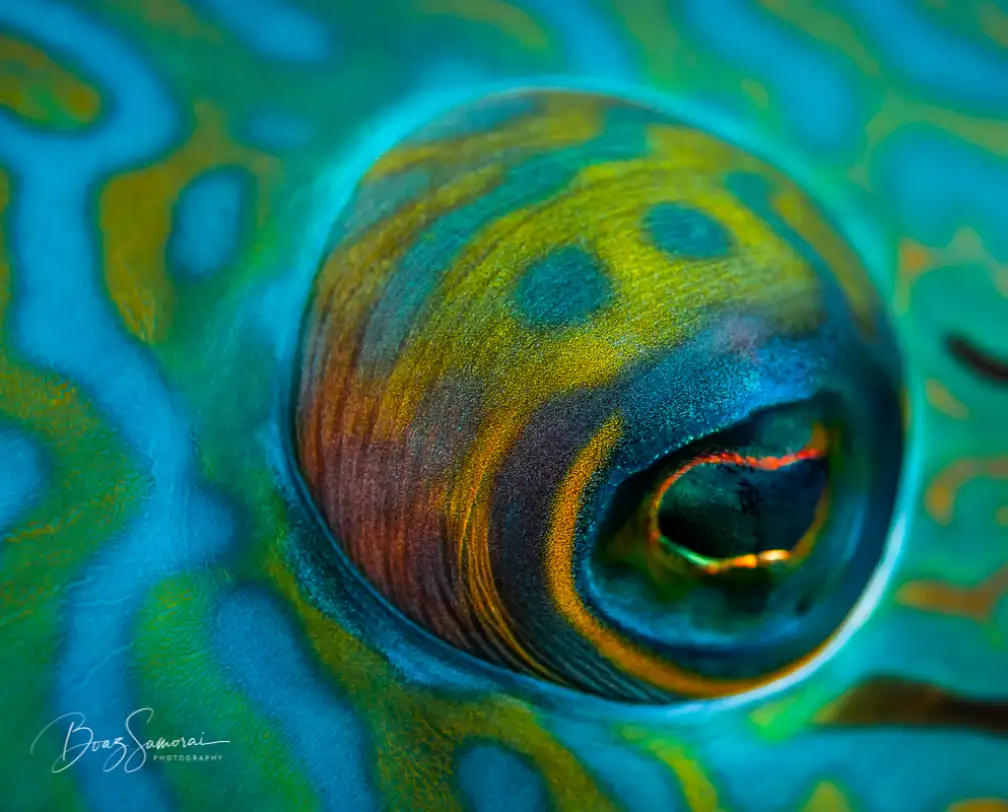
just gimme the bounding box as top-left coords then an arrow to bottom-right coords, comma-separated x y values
292,89 -> 904,703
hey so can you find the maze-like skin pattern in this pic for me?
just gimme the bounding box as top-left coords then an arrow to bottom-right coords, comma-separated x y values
1,1 -> 1006,811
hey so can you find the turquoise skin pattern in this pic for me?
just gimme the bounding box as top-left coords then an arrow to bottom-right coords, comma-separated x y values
1,1 -> 1007,810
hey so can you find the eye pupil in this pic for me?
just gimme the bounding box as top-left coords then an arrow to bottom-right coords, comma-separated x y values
646,407 -> 832,582
657,444 -> 831,564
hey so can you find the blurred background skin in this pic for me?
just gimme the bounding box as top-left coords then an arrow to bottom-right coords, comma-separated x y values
1,1 -> 1006,811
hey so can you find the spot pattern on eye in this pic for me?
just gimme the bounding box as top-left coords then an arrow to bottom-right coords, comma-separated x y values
292,89 -> 904,703
644,203 -> 732,260
513,246 -> 614,327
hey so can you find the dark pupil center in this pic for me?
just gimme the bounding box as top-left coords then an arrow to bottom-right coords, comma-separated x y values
657,454 -> 830,561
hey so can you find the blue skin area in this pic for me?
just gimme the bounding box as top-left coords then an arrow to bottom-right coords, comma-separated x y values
547,719 -> 684,810
458,744 -> 550,812
0,428 -> 45,536
3,0 -> 1007,809
243,110 -> 316,152
168,167 -> 253,280
836,0 -> 1008,108
0,2 -> 231,807
682,0 -> 859,154
213,590 -> 375,812
874,130 -> 1008,259
56,490 -> 233,811
518,0 -> 635,78
193,0 -> 333,64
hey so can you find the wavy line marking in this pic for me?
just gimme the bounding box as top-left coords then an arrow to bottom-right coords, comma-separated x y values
896,564 -> 1008,628
924,456 -> 1008,525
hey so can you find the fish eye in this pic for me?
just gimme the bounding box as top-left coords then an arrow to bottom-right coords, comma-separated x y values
291,89 -> 904,703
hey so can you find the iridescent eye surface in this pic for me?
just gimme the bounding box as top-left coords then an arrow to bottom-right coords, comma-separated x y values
292,89 -> 904,703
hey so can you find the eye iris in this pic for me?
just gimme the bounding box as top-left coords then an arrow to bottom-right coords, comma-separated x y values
293,90 -> 904,703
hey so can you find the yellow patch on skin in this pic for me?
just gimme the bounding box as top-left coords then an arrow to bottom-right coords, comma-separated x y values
616,0 -> 696,87
995,269 -> 1008,298
755,0 -> 881,77
864,93 -> 1008,160
740,78 -> 771,112
845,96 -> 1008,198
0,170 -> 9,333
975,2 -> 1008,50
800,781 -> 853,812
95,0 -> 227,45
99,101 -> 274,344
895,228 -> 1002,315
621,727 -> 725,812
902,383 -> 913,437
747,682 -> 845,742
416,0 -> 552,52
748,694 -> 797,733
896,564 -> 1008,626
0,34 -> 102,130
925,379 -> 969,420
0,167 -> 144,624
924,456 -> 1008,525
948,801 -> 1008,812
894,238 -> 933,314
996,505 -> 1008,527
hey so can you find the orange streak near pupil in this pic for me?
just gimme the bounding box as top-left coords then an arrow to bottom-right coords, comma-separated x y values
648,424 -> 831,572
